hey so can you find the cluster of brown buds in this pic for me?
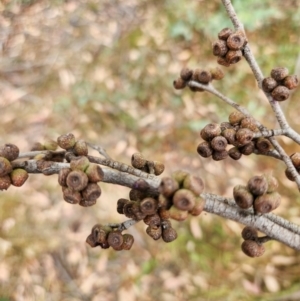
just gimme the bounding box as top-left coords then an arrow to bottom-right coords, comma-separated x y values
233,174 -> 280,214
240,226 -> 266,258
262,67 -> 299,101
212,27 -> 247,67
86,224 -> 134,251
197,111 -> 273,161
173,66 -> 224,92
131,152 -> 164,175
0,144 -> 28,190
56,133 -> 103,207
285,152 -> 300,182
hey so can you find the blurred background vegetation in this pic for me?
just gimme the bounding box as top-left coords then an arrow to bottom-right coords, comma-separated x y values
0,0 -> 300,300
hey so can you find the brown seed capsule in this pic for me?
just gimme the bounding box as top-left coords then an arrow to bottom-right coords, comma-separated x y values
140,197 -> 158,215
212,150 -> 228,161
270,67 -> 289,82
131,152 -> 147,169
86,233 -> 99,248
228,146 -> 242,160
158,194 -> 172,210
173,78 -> 186,90
161,219 -> 172,230
81,183 -> 101,202
132,178 -> 150,191
143,213 -> 161,227
146,225 -> 162,240
85,163 -> 104,183
10,168 -> 28,187
265,174 -> 279,193
0,175 -> 11,190
183,174 -> 204,195
79,196 -> 97,207
241,226 -> 258,241
225,50 -> 242,64
58,168 -> 71,187
169,206 -> 188,221
210,136 -> 228,151
271,85 -> 290,101
254,192 -> 281,214
159,177 -> 179,197
158,208 -> 170,220
247,175 -> 268,196
189,196 -> 205,216
57,133 -> 76,150
218,27 -> 233,40
172,189 -> 195,211
217,56 -> 231,67
210,67 -> 224,80
197,141 -> 213,158
129,189 -> 147,201
30,142 -> 45,151
123,201 -> 142,219
91,224 -> 112,244
212,40 -> 228,57
235,128 -> 254,146
226,31 -> 246,50
121,234 -> 134,250
162,227 -> 178,243
240,117 -> 258,132
233,185 -> 254,209
239,141 -> 255,156
283,75 -> 299,90
66,170 -> 89,191
171,170 -> 189,186
70,156 -> 90,172
73,140 -> 88,156
222,128 -> 237,145
153,161 -> 165,176
117,198 -> 129,214
255,138 -> 272,154
0,144 -> 19,161
107,231 -> 124,251
0,157 -> 12,176
44,138 -> 58,151
291,153 -> 300,168
241,240 -> 265,257
228,111 -> 245,125
262,77 -> 278,93
285,168 -> 297,182
201,123 -> 222,141
195,69 -> 212,84
62,186 -> 82,204
180,67 -> 193,81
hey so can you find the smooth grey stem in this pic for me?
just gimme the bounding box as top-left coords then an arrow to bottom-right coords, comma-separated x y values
253,129 -> 288,138
87,142 -> 112,159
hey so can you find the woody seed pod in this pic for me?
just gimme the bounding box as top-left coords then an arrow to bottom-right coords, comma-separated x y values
158,193 -> 172,210
218,27 -> 233,40
129,189 -> 147,201
131,152 -> 147,169
247,175 -> 268,196
162,227 -> 178,243
161,219 -> 172,230
228,111 -> 245,126
180,67 -> 193,81
265,174 -> 279,193
62,186 -> 81,204
92,224 -> 112,244
117,198 -> 129,214
73,140 -> 88,156
169,206 -> 189,221
85,163 -> 104,182
241,240 -> 265,257
121,234 -> 134,250
225,50 -> 242,64
153,161 -> 165,175
183,174 -> 204,195
81,183 -> 101,202
255,138 -> 273,154
140,197 -> 158,215
44,138 -> 58,151
0,157 -> 12,176
228,146 -> 242,160
217,56 -> 231,67
235,128 -> 254,146
239,141 -> 255,156
159,177 -> 179,197
158,207 -> 170,220
0,175 -> 11,190
222,128 -> 237,145
233,185 -> 254,209
291,153 -> 300,168
173,78 -> 186,90
143,213 -> 161,227
271,85 -> 290,101
132,178 -> 150,191
86,234 -> 99,248
210,67 -> 224,80
197,141 -> 213,158
58,168 -> 71,187
283,75 -> 299,90
171,170 -> 189,186
172,189 -> 196,211
285,168 -> 297,182
31,142 -> 45,151
57,133 -> 76,150
189,196 -> 205,216
262,77 -> 278,93
66,170 -> 89,191
123,201 -> 142,219
241,226 -> 258,241
212,150 -> 228,161
146,225 -> 162,240
271,67 -> 289,82
195,69 -> 212,84
240,117 -> 258,132
226,31 -> 246,50
254,192 -> 281,214
0,144 -> 19,161
70,156 -> 90,172
107,231 -> 124,251
210,136 -> 228,151
201,123 -> 221,141
212,40 -> 228,57
10,168 -> 28,187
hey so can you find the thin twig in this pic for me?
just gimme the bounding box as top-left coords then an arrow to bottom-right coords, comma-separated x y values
87,142 -> 112,159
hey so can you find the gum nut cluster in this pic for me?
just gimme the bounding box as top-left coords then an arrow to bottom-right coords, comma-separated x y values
86,224 -> 134,251
0,144 -> 29,190
285,152 -> 300,182
241,226 -> 265,258
233,174 -> 280,214
262,67 -> 299,102
173,66 -> 224,92
116,171 -> 205,244
131,152 -> 165,175
212,27 -> 247,67
197,111 -> 273,161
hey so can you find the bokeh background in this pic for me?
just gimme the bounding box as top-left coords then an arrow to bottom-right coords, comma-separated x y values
1,0 -> 300,300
